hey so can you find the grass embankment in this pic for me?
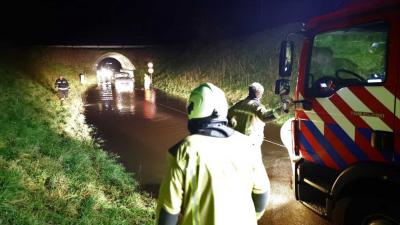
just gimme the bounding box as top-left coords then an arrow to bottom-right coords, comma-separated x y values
154,24 -> 300,123
0,64 -> 155,224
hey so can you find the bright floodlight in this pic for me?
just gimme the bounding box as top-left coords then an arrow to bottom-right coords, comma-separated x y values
147,62 -> 153,68
101,68 -> 112,80
97,67 -> 113,83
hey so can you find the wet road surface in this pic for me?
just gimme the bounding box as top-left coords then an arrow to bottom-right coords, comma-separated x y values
84,83 -> 188,194
84,84 -> 331,225
259,124 -> 329,225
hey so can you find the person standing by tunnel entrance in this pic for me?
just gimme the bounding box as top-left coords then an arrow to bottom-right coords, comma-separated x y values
156,83 -> 270,225
79,73 -> 85,84
144,73 -> 152,90
228,82 -> 283,148
54,75 -> 70,101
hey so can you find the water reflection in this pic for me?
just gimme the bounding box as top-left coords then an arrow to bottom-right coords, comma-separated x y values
116,91 -> 135,114
143,89 -> 156,119
95,80 -> 158,117
84,84 -> 188,188
98,82 -> 115,112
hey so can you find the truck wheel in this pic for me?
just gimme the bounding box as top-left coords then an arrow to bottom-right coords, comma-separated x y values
335,197 -> 399,225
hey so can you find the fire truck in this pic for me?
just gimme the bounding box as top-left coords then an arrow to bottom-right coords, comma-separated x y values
275,1 -> 400,224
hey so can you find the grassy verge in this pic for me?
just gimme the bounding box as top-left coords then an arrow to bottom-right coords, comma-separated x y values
0,64 -> 155,224
154,24 -> 300,123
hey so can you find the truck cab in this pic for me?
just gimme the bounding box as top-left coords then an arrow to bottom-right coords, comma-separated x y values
276,1 -> 400,224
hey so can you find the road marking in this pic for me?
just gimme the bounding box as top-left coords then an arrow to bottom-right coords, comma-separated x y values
264,138 -> 285,148
156,102 -> 187,115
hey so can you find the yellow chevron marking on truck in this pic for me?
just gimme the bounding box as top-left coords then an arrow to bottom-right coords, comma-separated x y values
365,86 -> 394,111
397,98 -> 400,120
298,94 -> 324,134
317,97 -> 355,140
365,86 -> 400,120
305,110 -> 325,134
338,88 -> 392,132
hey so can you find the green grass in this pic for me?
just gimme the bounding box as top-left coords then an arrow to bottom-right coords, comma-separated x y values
0,64 -> 155,224
153,24 -> 300,109
152,25 -> 301,124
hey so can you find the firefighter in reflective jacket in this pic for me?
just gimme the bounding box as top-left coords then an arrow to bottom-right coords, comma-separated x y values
157,83 -> 270,225
54,75 -> 70,100
228,82 -> 283,147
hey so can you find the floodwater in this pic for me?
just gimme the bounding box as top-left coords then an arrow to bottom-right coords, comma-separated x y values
84,83 -> 330,225
84,83 -> 188,194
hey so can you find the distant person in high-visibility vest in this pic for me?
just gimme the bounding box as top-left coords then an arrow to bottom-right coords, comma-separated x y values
228,82 -> 284,147
157,83 -> 270,225
54,75 -> 70,101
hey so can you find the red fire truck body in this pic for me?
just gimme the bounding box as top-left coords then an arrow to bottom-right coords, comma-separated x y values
277,1 -> 400,224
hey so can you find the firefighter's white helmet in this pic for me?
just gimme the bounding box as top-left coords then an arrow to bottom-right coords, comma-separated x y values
187,83 -> 228,121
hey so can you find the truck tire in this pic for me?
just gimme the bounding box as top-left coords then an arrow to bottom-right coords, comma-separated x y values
334,197 -> 399,225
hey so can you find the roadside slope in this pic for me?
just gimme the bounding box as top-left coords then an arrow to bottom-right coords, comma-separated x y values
154,23 -> 301,108
0,64 -> 155,225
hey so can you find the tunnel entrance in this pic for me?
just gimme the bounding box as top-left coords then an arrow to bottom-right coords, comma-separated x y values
97,58 -> 122,73
95,52 -> 135,84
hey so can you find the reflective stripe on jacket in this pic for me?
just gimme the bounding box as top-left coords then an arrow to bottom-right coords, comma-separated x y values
157,132 -> 270,225
55,79 -> 69,89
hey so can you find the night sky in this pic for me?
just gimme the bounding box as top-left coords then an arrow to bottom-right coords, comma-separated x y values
1,0 -> 351,45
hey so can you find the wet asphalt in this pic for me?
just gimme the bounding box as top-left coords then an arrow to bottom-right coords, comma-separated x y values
259,124 -> 330,225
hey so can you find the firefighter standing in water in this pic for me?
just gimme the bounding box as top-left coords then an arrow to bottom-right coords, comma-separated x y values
228,82 -> 283,147
156,83 -> 270,225
54,75 -> 70,101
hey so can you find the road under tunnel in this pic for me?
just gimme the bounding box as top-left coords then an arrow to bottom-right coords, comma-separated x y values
95,52 -> 136,84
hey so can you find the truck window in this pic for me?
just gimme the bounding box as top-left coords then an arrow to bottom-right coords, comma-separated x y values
306,22 -> 388,97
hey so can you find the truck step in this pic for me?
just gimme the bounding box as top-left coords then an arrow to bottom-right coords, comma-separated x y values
301,200 -> 328,216
303,178 -> 330,194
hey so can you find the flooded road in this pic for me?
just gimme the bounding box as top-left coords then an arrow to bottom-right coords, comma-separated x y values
84,84 -> 330,225
84,83 -> 188,194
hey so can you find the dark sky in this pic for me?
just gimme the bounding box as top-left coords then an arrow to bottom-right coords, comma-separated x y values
1,0 -> 349,45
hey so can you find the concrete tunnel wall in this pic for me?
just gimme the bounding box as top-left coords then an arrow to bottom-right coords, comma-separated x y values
7,47 -> 156,85
95,52 -> 136,78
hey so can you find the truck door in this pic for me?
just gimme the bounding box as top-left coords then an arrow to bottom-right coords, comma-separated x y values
299,21 -> 396,172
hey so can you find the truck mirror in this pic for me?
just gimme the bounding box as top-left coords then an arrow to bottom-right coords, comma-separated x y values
275,79 -> 290,96
279,41 -> 294,77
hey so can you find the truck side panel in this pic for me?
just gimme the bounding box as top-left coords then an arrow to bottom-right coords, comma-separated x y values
298,86 -> 395,171
394,14 -> 400,164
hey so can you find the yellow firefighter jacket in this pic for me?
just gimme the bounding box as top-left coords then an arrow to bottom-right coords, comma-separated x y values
228,98 -> 281,146
157,131 -> 270,225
